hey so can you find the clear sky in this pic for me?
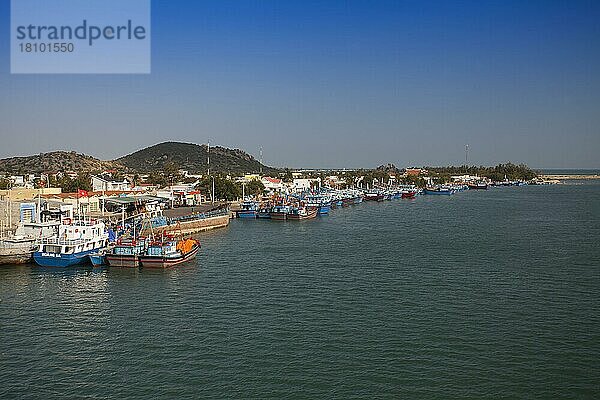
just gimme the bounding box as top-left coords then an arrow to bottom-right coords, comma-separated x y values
1,0 -> 599,168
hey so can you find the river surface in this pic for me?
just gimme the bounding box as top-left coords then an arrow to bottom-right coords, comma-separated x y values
1,182 -> 599,399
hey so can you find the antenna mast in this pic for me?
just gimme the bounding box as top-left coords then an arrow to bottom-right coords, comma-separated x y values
259,146 -> 263,174
207,139 -> 210,176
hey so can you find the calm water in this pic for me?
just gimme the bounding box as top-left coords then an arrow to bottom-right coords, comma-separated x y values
1,182 -> 599,399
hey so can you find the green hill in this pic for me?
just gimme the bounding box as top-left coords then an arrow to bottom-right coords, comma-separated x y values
116,142 -> 276,174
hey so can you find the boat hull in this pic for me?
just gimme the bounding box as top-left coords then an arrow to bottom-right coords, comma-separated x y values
0,247 -> 34,265
236,211 -> 257,219
423,189 -> 455,195
139,245 -> 200,269
33,248 -> 97,267
468,184 -> 488,190
0,253 -> 33,265
106,254 -> 141,268
318,204 -> 330,215
287,208 -> 318,220
105,254 -> 141,268
401,191 -> 417,199
270,212 -> 287,221
89,254 -> 107,267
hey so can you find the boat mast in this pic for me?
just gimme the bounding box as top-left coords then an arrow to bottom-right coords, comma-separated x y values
8,189 -> 12,231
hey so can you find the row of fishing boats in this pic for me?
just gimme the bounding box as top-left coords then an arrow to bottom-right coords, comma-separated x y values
236,186 -> 422,219
0,205 -> 201,268
235,180 -> 499,220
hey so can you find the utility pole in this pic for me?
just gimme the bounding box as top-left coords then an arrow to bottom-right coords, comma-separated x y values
211,176 -> 215,205
465,144 -> 469,166
259,146 -> 263,175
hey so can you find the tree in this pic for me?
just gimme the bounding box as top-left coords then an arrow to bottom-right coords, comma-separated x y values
0,178 -> 9,190
196,175 -> 241,201
163,162 -> 182,186
282,168 -> 294,183
246,180 -> 265,196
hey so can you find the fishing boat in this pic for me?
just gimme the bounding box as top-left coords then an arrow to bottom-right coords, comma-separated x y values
0,204 -> 62,265
401,190 -> 418,199
468,182 -> 488,190
287,206 -> 318,220
236,200 -> 259,219
423,187 -> 455,195
138,237 -> 200,269
256,206 -> 271,219
270,205 -> 289,221
105,239 -> 148,268
306,195 -> 331,215
364,191 -> 385,201
33,221 -> 109,267
89,251 -> 107,267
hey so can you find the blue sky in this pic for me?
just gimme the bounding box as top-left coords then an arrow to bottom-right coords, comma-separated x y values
0,0 -> 599,168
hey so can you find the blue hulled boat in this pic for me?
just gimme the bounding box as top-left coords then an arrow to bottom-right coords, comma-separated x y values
423,186 -> 455,195
236,201 -> 259,219
33,221 -> 109,267
306,195 -> 332,215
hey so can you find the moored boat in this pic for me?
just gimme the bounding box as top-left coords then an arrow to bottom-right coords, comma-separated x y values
105,239 -> 147,268
256,206 -> 271,219
364,191 -> 385,201
33,221 -> 109,267
423,187 -> 455,195
306,195 -> 331,215
468,182 -> 489,190
287,206 -> 318,220
270,205 -> 289,221
401,190 -> 417,199
138,238 -> 200,269
236,201 -> 259,219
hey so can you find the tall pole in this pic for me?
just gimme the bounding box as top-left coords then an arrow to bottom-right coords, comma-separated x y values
211,176 -> 215,204
207,139 -> 210,177
259,146 -> 263,175
8,185 -> 12,230
465,144 -> 469,166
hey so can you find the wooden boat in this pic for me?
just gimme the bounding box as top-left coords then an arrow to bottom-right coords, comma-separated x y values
105,239 -> 147,268
287,206 -> 318,220
364,191 -> 385,201
0,238 -> 37,265
468,182 -> 488,190
270,205 -> 289,221
401,190 -> 417,199
138,238 -> 200,269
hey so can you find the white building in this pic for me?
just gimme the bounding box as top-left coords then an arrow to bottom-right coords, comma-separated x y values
91,176 -> 131,192
261,176 -> 285,192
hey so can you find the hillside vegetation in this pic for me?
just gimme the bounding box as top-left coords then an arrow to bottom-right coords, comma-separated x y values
0,151 -> 122,175
116,142 -> 276,174
0,142 -> 276,176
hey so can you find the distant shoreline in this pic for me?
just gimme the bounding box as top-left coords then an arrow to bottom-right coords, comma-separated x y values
540,174 -> 600,180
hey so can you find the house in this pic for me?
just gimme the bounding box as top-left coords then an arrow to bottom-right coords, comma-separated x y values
292,178 -> 320,192
405,168 -> 428,177
91,175 -> 131,192
261,176 -> 285,192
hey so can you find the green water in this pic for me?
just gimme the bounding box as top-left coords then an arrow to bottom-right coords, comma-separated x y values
1,182 -> 599,399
